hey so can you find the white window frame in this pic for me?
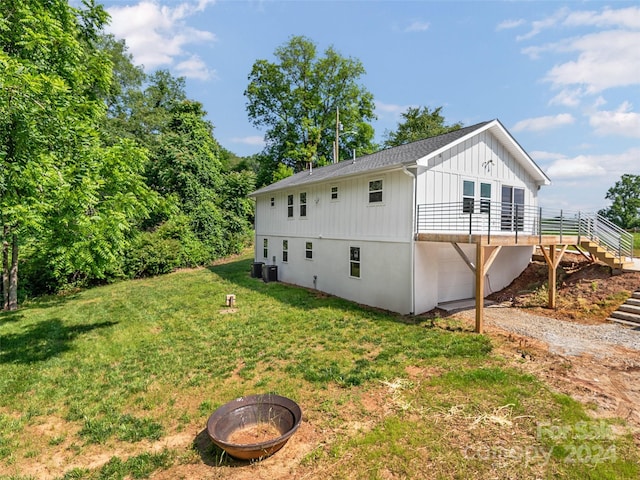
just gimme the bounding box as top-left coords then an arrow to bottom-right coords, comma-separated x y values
263,238 -> 268,259
368,178 -> 383,204
282,239 -> 288,263
330,185 -> 339,201
299,192 -> 307,217
287,194 -> 294,218
349,246 -> 361,279
305,241 -> 313,260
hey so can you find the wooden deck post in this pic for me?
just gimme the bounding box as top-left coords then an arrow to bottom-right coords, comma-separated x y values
475,243 -> 484,333
548,246 -> 557,308
539,244 -> 568,309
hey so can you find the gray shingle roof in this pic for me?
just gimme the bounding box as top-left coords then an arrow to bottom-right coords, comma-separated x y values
250,120 -> 492,196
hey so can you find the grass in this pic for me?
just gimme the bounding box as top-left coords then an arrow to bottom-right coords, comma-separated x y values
0,252 -> 637,479
634,232 -> 640,257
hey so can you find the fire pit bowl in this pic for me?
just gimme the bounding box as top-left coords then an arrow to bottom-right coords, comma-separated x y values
206,393 -> 302,461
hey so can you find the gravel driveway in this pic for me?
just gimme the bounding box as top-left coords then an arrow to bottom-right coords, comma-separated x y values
455,304 -> 640,357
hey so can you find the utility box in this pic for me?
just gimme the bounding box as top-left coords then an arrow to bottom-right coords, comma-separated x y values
263,265 -> 278,283
251,262 -> 265,278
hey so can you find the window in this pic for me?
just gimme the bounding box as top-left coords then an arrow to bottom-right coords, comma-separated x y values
369,179 -> 383,203
287,194 -> 294,218
270,197 -> 275,207
299,192 -> 307,217
501,186 -> 525,231
263,238 -> 268,259
463,180 -> 475,213
350,247 -> 360,278
480,182 -> 491,214
305,241 -> 313,259
282,240 -> 288,262
331,186 -> 338,200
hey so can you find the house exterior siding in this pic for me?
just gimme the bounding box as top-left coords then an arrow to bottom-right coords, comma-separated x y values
255,169 -> 414,242
251,119 -> 550,316
417,130 -> 537,208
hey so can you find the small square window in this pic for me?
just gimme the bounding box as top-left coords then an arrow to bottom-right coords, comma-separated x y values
305,241 -> 313,259
369,180 -> 383,203
350,246 -> 360,278
331,186 -> 338,200
287,194 -> 294,218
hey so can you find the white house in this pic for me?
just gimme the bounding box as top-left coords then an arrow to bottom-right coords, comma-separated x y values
249,119 -> 552,318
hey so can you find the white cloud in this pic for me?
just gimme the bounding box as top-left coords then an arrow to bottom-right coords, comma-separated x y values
375,101 -> 416,118
548,88 -> 583,108
530,150 -> 567,162
512,114 -> 575,132
516,8 -> 569,41
404,20 -> 430,33
231,136 -> 265,147
106,1 -> 216,76
589,102 -> 640,138
496,19 -> 525,31
544,148 -> 640,180
563,7 -> 640,29
544,30 -> 640,93
176,55 -> 215,80
517,6 -> 640,98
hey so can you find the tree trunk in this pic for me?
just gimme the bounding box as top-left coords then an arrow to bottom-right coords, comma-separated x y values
2,225 -> 8,311
8,232 -> 18,311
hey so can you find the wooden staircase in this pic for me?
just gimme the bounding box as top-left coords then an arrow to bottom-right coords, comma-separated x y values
607,291 -> 640,327
579,240 -> 634,270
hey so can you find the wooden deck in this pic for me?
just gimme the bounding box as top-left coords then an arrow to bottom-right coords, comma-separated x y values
415,233 -> 580,246
414,232 -> 630,334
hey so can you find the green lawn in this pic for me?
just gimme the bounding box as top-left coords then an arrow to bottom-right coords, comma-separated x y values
634,232 -> 640,257
0,252 -> 637,479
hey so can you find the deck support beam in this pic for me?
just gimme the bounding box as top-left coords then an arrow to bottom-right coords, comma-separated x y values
539,244 -> 568,309
472,245 -> 502,334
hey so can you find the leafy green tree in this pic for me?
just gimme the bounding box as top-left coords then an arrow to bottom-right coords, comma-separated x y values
245,35 -> 376,185
0,0 -> 157,306
383,106 -> 462,148
598,174 -> 640,230
147,100 -> 253,258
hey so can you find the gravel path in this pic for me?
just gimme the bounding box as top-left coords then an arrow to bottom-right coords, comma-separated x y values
455,305 -> 640,357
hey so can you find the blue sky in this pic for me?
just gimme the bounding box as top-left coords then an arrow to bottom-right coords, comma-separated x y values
98,0 -> 640,212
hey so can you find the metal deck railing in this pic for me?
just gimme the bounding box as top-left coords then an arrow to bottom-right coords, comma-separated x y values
416,201 -> 634,260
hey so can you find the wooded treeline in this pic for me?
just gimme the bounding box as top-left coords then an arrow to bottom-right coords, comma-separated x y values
0,1 -> 254,309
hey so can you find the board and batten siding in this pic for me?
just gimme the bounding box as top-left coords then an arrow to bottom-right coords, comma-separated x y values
254,169 -> 414,243
253,168 -> 415,314
416,130 -> 538,208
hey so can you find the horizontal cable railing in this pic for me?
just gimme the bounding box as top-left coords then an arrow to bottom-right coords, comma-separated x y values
416,201 -> 633,259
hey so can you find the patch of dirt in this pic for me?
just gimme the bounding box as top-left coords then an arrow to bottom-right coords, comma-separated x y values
487,252 -> 640,323
459,254 -> 640,445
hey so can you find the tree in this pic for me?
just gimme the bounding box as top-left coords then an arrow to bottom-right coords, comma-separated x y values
0,0 -> 157,306
245,36 -> 376,185
383,106 -> 462,148
598,174 -> 640,230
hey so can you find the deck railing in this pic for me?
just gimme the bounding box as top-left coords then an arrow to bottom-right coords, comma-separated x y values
416,201 -> 634,260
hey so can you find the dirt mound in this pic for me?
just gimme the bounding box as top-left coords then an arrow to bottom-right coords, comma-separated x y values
487,252 -> 640,323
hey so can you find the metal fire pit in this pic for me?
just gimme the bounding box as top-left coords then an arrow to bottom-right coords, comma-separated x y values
206,393 -> 302,461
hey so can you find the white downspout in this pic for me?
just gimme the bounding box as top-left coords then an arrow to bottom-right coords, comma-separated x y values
402,166 -> 418,315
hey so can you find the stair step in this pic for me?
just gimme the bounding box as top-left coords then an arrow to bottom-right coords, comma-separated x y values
633,292 -> 640,300
607,317 -> 640,328
626,298 -> 640,307
610,311 -> 640,324
619,304 -> 640,315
